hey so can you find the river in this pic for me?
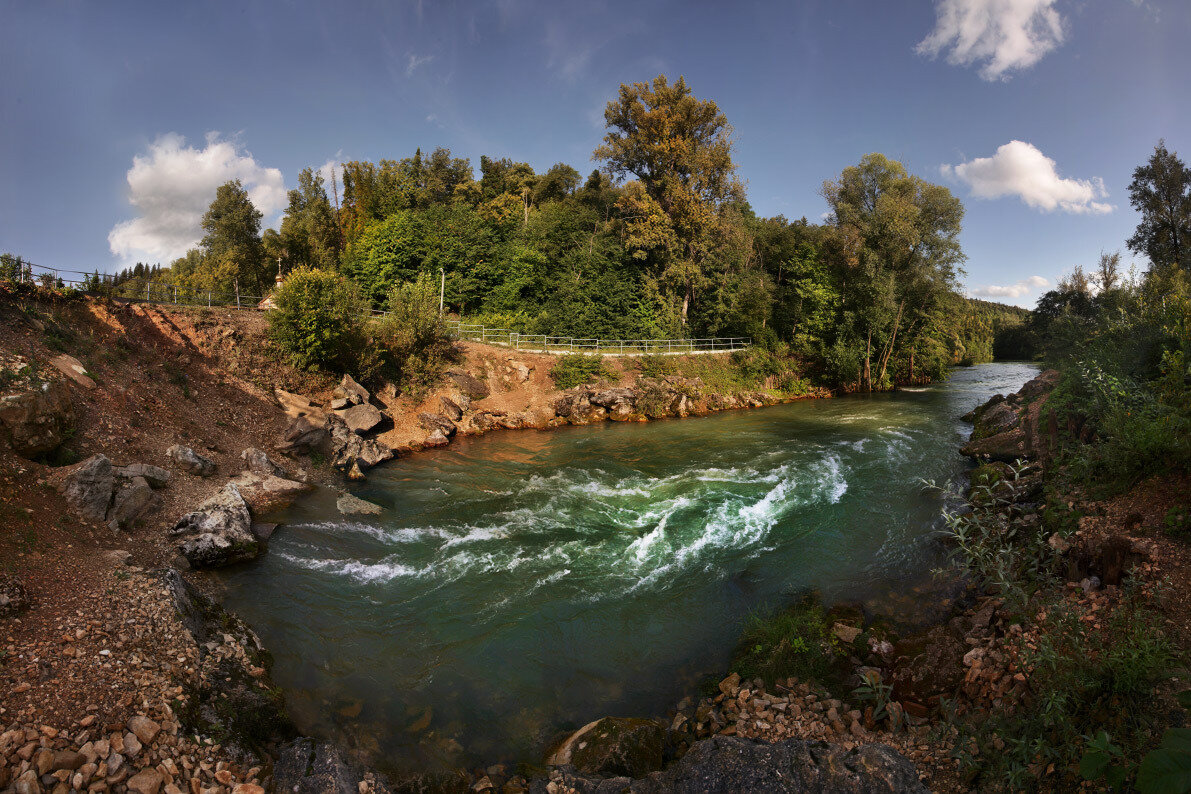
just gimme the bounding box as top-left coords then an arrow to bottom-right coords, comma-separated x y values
216,361 -> 1037,773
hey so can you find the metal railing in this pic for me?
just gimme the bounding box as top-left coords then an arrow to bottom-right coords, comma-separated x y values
3,260 -> 750,355
445,321 -> 749,356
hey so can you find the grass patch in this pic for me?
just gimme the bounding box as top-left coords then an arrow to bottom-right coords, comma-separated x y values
549,355 -> 615,389
730,596 -> 846,691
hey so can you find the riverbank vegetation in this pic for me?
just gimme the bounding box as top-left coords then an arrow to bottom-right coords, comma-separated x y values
19,75 -> 1032,393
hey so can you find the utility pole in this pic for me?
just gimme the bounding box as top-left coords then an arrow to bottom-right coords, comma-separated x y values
439,267 -> 445,316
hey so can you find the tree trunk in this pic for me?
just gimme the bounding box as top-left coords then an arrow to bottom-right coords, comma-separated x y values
863,329 -> 872,392
876,301 -> 905,387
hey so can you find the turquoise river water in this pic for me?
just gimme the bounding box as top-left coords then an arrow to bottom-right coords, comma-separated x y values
217,362 -> 1037,773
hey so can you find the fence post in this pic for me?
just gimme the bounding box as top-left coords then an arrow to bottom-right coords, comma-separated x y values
208,291 -> 211,307
236,285 -> 240,309
146,282 -> 150,302
173,286 -> 177,304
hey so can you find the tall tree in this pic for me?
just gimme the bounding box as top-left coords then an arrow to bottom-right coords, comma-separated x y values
279,167 -> 340,269
822,154 -> 965,390
1127,140 -> 1191,275
594,74 -> 743,325
200,180 -> 268,292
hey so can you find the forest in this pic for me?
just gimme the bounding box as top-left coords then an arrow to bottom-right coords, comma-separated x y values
68,76 -> 1032,389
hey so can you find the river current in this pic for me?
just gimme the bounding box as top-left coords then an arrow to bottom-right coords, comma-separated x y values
217,362 -> 1037,772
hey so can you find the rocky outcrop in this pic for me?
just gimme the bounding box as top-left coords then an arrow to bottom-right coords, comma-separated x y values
60,453 -> 117,521
548,717 -> 668,778
169,483 -> 259,569
337,402 -> 384,435
439,396 -> 464,422
535,736 -> 926,794
328,414 -> 394,478
447,370 -> 490,400
0,380 -> 76,457
961,370 -> 1059,463
418,412 -> 457,437
107,475 -> 162,530
114,462 -> 171,488
334,374 -> 370,406
240,446 -> 289,479
166,444 -> 216,477
231,472 -> 314,514
277,415 -> 331,456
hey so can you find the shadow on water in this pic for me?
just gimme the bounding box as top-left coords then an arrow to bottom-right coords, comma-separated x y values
216,362 -> 1038,774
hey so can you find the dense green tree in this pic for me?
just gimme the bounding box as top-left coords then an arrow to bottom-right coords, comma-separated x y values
278,167 -> 340,269
1127,140 -> 1191,275
822,154 -> 964,389
198,180 -> 268,293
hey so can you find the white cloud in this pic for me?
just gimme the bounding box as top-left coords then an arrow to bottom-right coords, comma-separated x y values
970,275 -> 1049,298
942,141 -> 1113,214
406,53 -> 434,76
108,132 -> 286,264
917,0 -> 1065,80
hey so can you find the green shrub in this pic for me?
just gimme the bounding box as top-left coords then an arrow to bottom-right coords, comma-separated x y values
371,273 -> 458,394
549,355 -> 614,389
636,354 -> 676,379
267,266 -> 368,372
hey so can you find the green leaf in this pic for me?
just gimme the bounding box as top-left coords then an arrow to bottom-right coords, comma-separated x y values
1137,746 -> 1191,794
1081,749 -> 1111,781
1177,690 -> 1191,710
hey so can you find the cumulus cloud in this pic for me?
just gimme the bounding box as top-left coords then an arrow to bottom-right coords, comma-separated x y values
108,133 -> 286,263
917,0 -> 1065,80
942,141 -> 1113,215
970,275 -> 1049,298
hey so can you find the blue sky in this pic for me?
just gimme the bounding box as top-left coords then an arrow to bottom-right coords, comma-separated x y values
1,0 -> 1187,306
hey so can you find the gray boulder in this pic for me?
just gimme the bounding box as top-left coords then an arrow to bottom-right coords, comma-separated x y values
60,453 -> 116,522
107,475 -> 161,530
334,374 -> 370,406
277,415 -> 332,456
338,402 -> 384,435
166,444 -> 216,477
231,472 -> 313,514
114,463 -> 170,489
418,412 -> 457,437
240,447 -> 288,478
0,380 -> 76,457
169,484 -> 259,568
328,414 -> 393,474
535,736 -> 926,794
337,493 -> 383,515
273,739 -> 361,794
439,396 -> 464,422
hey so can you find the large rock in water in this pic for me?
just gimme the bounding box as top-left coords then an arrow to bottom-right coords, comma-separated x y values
337,402 -> 384,435
272,739 -> 362,794
169,484 -> 259,568
534,736 -> 926,794
548,717 -> 667,778
0,380 -> 76,457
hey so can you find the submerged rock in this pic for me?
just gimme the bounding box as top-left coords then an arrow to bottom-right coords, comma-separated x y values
337,492 -> 383,515
548,717 -> 668,778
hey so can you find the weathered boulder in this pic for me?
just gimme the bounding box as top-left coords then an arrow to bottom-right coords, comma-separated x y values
169,484 -> 259,568
1018,369 -> 1060,401
418,412 -> 457,437
231,472 -> 313,515
591,388 -> 636,417
0,380 -> 76,457
113,463 -> 170,489
60,453 -> 116,522
240,447 -> 288,479
107,475 -> 162,530
277,415 -> 332,456
439,396 -> 464,422
166,444 -> 216,477
972,400 -> 1019,439
273,739 -> 360,794
334,374 -> 370,406
424,428 -> 450,448
49,354 -> 95,389
548,717 -> 667,779
960,429 -> 1029,463
337,492 -> 383,515
535,736 -> 926,794
447,370 -> 490,400
0,573 -> 30,617
338,402 -> 384,435
328,414 -> 394,473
